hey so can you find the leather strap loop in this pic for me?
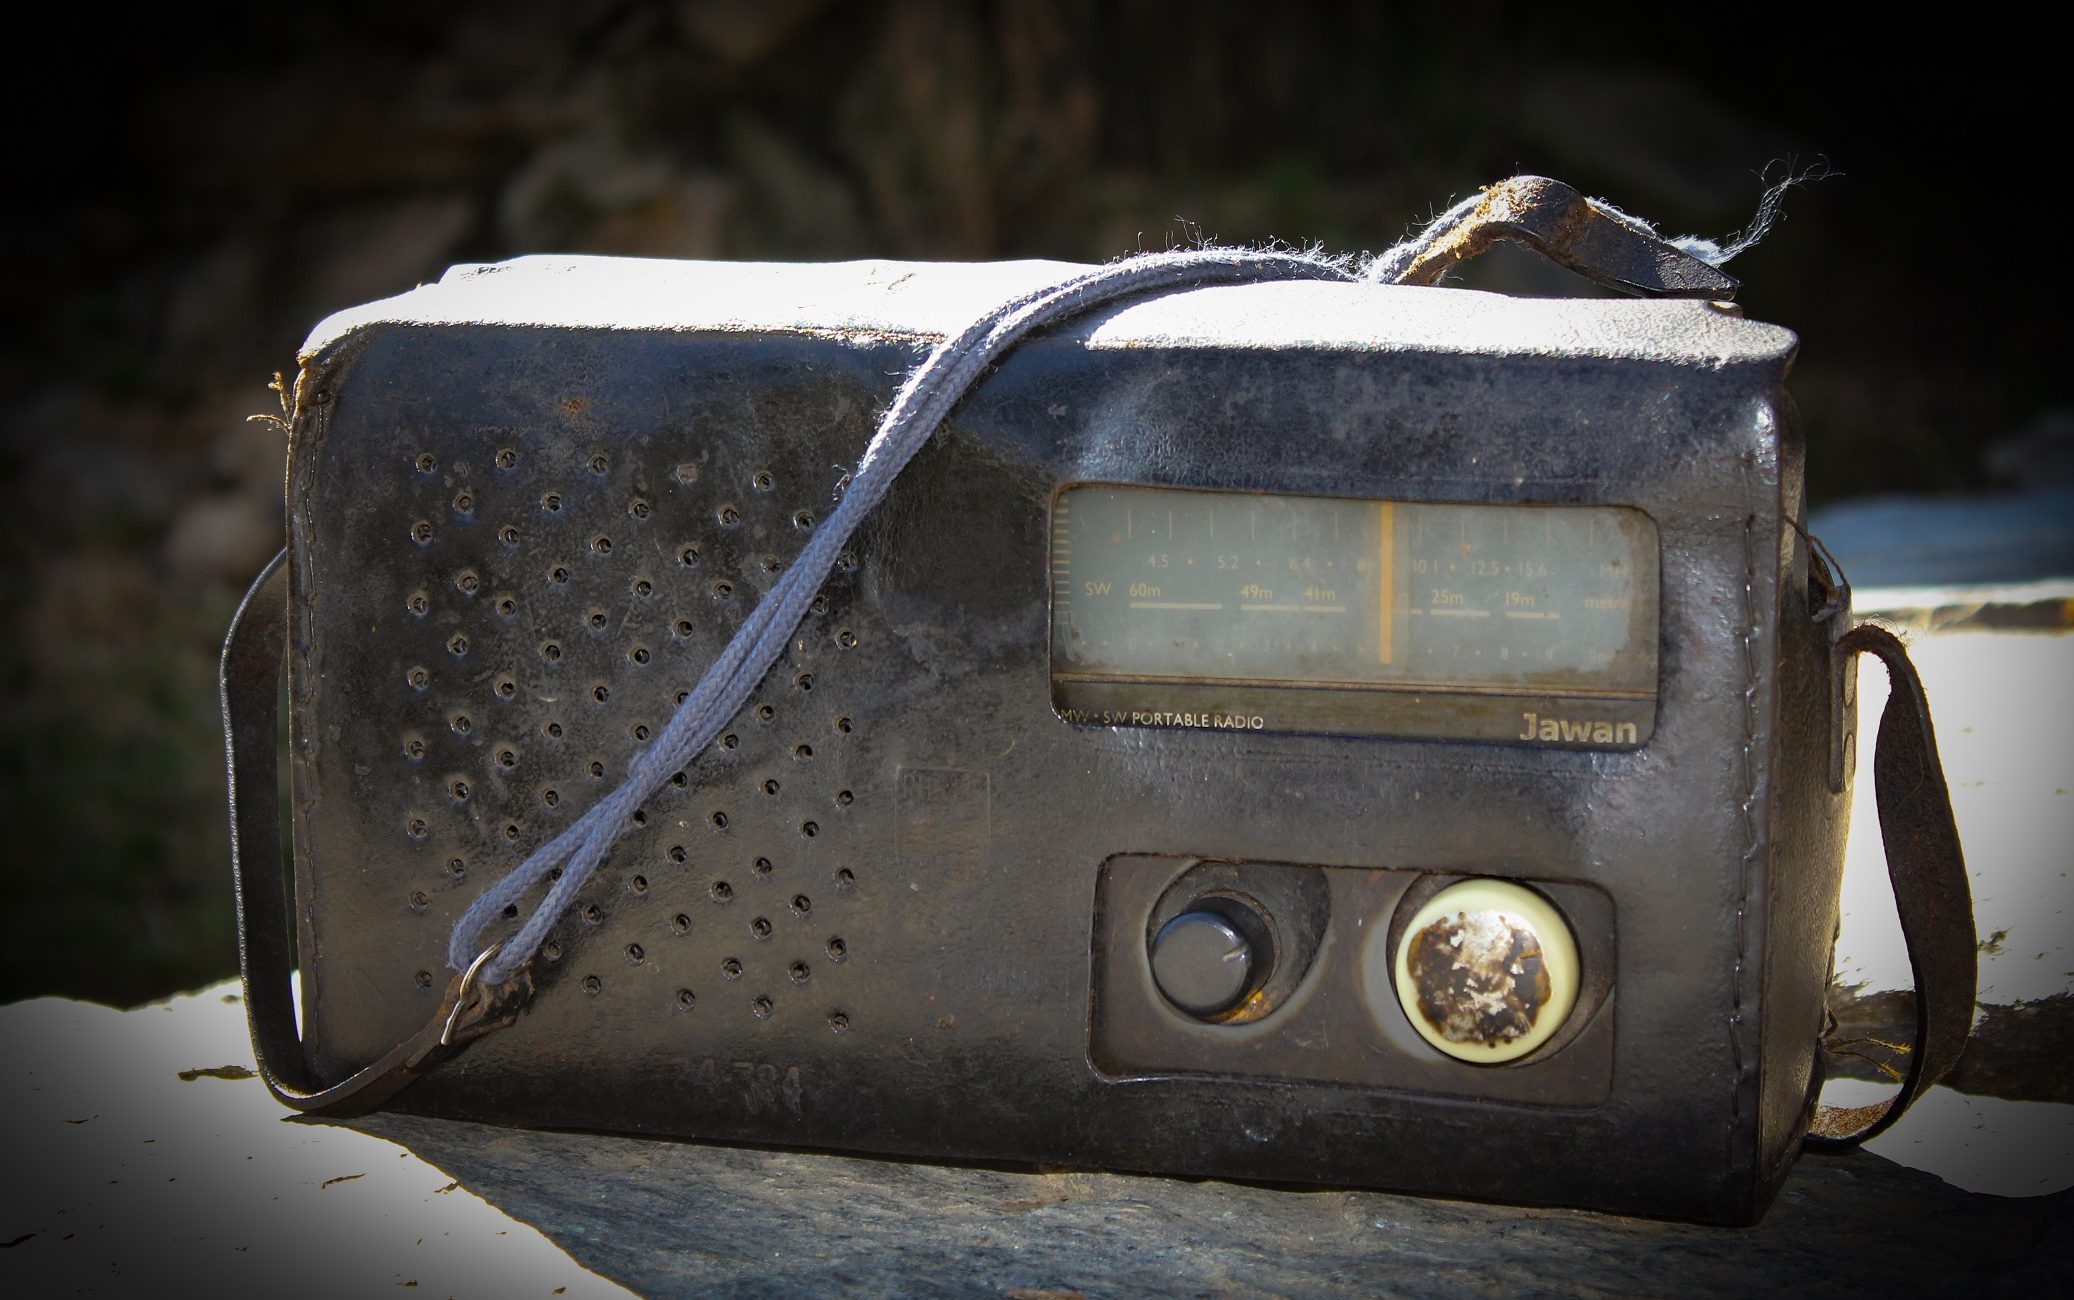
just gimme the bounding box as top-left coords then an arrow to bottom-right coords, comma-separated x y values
1807,624 -> 1977,1147
221,550 -> 530,1117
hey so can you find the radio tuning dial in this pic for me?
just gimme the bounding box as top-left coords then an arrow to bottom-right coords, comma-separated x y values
1150,906 -> 1270,1019
1390,879 -> 1580,1064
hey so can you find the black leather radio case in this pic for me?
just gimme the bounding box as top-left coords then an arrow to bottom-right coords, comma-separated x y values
239,256 -> 1866,1223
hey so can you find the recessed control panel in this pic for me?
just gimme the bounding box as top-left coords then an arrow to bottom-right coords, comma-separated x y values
1089,855 -> 1615,1106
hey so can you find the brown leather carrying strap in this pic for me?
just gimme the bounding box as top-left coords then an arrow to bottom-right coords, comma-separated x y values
1806,623 -> 1977,1148
221,551 -> 529,1118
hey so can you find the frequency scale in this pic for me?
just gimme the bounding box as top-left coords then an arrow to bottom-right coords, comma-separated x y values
1051,485 -> 1657,743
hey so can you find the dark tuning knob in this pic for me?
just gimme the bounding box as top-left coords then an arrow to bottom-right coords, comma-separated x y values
1150,907 -> 1268,1019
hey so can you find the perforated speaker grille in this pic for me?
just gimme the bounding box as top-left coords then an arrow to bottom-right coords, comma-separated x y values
358,421 -> 872,1041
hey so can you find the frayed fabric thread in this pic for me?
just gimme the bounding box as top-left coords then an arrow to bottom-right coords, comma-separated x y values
1361,166 -> 1811,283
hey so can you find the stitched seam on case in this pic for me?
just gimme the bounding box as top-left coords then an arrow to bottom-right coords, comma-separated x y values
286,357 -> 332,1076
1728,475 -> 1767,1172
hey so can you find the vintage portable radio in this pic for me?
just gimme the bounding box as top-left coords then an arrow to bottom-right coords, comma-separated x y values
224,180 -> 1972,1224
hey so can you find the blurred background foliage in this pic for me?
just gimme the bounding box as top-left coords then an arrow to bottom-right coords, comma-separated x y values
0,1 -> 2060,1005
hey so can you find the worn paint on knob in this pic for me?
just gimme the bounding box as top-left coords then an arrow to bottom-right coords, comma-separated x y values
1391,879 -> 1580,1064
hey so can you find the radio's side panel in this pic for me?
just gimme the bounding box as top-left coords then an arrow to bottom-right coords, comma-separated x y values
1754,390 -> 1854,1205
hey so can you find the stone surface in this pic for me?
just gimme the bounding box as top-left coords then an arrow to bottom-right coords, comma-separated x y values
2,980 -> 2069,1296
0,987 -> 625,1296
353,1113 -> 2071,1298
1809,489 -> 2074,586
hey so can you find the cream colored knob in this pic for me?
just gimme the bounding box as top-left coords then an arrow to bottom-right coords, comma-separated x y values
1392,879 -> 1580,1064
